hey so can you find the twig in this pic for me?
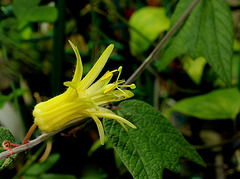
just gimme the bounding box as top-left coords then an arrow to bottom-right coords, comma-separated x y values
124,0 -> 200,85
0,119 -> 85,160
0,133 -> 52,160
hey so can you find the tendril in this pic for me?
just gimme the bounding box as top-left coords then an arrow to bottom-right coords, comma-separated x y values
2,141 -> 21,158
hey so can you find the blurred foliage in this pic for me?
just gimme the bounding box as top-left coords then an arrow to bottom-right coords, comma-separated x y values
129,6 -> 170,56
0,0 -> 240,178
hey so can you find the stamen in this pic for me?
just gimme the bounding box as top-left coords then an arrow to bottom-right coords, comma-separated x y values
103,67 -> 131,94
100,72 -> 112,81
104,84 -> 116,94
100,69 -> 118,81
116,66 -> 122,82
115,80 -> 125,85
105,66 -> 125,94
119,84 -> 136,89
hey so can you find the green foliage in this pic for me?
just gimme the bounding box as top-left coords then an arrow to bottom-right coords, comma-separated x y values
129,7 -> 170,56
0,89 -> 27,109
22,153 -> 78,179
0,126 -> 17,171
0,0 -> 237,178
167,88 -> 240,120
159,0 -> 234,85
103,100 -> 205,178
12,0 -> 58,23
23,173 -> 77,179
182,56 -> 207,85
24,153 -> 60,176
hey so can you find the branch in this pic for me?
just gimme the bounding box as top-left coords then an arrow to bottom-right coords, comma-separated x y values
0,133 -> 53,160
0,119 -> 86,160
124,0 -> 200,85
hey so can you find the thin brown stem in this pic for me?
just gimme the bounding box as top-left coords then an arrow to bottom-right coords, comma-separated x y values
0,118 -> 86,160
22,123 -> 38,145
124,0 -> 200,85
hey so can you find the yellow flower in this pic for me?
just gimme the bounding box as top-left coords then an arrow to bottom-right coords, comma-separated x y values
33,41 -> 136,145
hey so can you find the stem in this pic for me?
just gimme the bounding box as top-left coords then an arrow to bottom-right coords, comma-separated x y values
0,118 -> 87,160
22,123 -> 38,145
124,0 -> 200,85
52,0 -> 66,96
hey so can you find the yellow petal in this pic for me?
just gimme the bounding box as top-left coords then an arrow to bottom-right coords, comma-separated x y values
87,112 -> 105,145
79,44 -> 114,90
115,120 -> 129,132
64,81 -> 78,95
68,40 -> 83,83
104,84 -> 116,94
93,109 -> 137,129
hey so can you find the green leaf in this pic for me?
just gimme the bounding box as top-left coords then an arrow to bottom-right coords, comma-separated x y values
159,0 -> 233,85
182,56 -> 207,85
167,88 -> 240,120
0,126 -> 17,171
103,100 -> 205,178
25,153 -> 60,175
13,0 -> 58,23
129,7 -> 170,56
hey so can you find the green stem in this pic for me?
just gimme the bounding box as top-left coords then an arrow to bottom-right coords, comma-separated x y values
52,0 -> 66,96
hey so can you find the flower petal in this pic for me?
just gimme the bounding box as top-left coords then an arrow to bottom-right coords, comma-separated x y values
87,112 -> 105,145
92,108 -> 137,129
68,40 -> 83,83
78,44 -> 114,90
64,81 -> 78,95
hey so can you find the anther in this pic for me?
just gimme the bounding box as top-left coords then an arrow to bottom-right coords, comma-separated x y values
104,84 -> 116,93
100,69 -> 118,81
